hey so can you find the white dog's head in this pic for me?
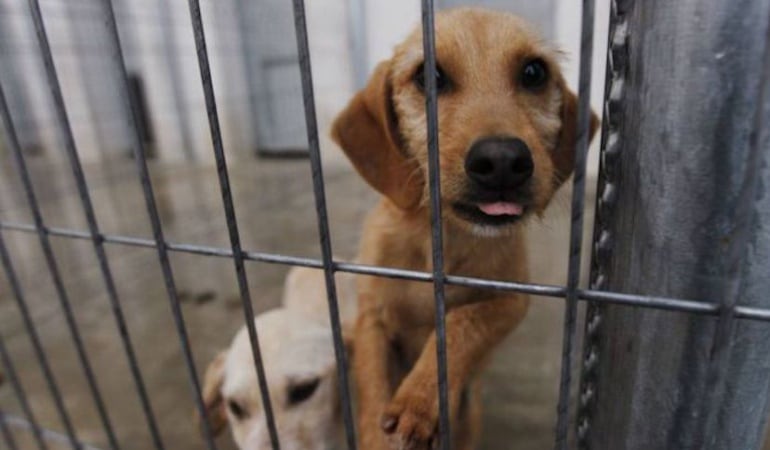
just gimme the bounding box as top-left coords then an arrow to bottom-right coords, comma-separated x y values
201,309 -> 343,450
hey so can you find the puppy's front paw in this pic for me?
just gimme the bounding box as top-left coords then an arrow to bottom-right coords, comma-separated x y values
381,392 -> 438,450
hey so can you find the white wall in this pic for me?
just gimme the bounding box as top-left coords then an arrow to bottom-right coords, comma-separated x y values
364,0 -> 420,73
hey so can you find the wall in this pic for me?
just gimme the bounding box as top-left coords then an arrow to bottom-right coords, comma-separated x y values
0,0 -> 609,175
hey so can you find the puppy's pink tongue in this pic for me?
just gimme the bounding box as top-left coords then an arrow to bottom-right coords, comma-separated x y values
478,202 -> 523,216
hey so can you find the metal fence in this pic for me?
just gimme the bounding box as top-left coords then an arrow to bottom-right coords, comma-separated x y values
0,0 -> 769,450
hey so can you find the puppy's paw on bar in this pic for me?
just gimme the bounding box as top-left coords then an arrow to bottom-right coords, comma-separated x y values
381,390 -> 438,450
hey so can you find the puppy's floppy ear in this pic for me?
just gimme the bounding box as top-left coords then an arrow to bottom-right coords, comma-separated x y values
332,61 -> 423,210
197,351 -> 228,437
552,85 -> 600,185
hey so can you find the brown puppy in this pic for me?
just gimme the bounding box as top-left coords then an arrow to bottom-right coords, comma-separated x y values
332,8 -> 598,449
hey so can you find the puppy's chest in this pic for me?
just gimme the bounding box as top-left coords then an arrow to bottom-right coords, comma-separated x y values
380,279 -> 472,350
382,251 -> 517,326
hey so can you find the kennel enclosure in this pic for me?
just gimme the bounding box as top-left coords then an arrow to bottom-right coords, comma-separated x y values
0,0 -> 769,450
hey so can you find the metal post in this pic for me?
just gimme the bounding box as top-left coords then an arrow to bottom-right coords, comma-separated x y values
583,1 -> 770,449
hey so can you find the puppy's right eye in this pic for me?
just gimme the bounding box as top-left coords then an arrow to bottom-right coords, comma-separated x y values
227,400 -> 247,420
414,63 -> 451,94
520,58 -> 549,90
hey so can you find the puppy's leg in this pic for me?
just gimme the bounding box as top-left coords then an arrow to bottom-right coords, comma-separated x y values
382,295 -> 529,449
354,293 -> 394,450
454,381 -> 482,450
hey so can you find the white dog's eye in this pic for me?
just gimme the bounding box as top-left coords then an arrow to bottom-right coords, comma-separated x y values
287,378 -> 320,406
228,399 -> 248,420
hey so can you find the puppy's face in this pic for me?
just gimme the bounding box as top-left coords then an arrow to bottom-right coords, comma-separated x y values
333,8 -> 598,236
201,310 -> 341,450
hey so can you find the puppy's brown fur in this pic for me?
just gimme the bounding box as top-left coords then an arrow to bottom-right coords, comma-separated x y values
332,8 -> 598,449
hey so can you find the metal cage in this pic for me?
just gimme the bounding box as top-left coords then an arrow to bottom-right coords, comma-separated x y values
0,0 -> 769,449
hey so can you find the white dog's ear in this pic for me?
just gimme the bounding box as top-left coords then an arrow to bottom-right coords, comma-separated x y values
197,351 -> 228,437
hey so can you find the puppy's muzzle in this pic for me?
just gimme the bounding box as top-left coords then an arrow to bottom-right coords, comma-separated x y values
464,137 -> 534,191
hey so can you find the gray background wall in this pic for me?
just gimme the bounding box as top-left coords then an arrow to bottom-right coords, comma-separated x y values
0,0 -> 608,171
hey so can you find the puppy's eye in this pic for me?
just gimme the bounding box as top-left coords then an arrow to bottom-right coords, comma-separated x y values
227,400 -> 247,420
414,63 -> 451,93
520,58 -> 549,90
287,378 -> 320,406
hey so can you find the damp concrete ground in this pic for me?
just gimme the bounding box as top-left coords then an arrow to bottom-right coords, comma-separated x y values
0,156 -> 766,450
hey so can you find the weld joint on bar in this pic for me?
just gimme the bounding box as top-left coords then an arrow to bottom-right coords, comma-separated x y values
576,2 -> 631,448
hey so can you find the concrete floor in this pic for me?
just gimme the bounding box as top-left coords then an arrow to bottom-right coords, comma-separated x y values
0,156 -> 767,450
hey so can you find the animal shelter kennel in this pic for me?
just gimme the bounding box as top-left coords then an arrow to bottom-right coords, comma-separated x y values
0,0 -> 769,449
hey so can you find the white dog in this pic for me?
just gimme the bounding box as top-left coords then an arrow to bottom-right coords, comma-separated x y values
200,267 -> 356,450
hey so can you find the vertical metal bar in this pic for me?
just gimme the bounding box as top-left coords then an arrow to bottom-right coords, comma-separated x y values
577,1 -> 627,446
554,1 -> 596,448
0,332 -> 47,450
290,1 -> 357,449
22,2 -> 165,447
694,6 -> 770,448
0,410 -> 19,450
100,2 -> 218,449
184,1 -> 280,448
3,6 -> 120,442
420,1 -> 451,448
0,230 -> 75,449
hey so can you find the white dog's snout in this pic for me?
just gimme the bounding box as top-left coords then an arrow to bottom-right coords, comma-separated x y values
239,420 -> 271,450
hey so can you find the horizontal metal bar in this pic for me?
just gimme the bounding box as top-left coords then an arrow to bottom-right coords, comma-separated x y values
576,289 -> 717,314
1,414 -> 104,450
733,306 -> 770,321
3,221 -> 770,322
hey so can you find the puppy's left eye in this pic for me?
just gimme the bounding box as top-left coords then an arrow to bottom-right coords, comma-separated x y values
414,63 -> 451,94
520,58 -> 549,90
287,378 -> 320,406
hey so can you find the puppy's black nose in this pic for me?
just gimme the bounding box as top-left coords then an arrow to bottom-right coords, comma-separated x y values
464,137 -> 534,190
